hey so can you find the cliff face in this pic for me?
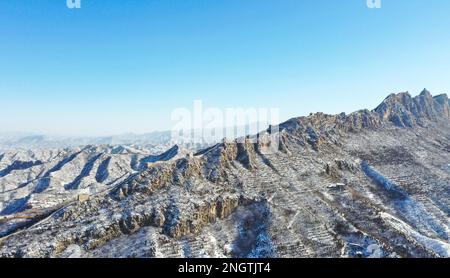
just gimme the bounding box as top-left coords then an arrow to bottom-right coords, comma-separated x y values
1,90 -> 450,258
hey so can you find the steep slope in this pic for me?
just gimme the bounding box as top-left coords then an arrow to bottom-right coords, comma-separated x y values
0,90 -> 449,258
0,145 -> 191,237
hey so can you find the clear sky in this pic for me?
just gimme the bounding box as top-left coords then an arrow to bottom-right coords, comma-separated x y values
1,0 -> 449,136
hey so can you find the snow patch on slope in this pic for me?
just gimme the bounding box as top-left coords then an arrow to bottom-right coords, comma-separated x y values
380,212 -> 450,257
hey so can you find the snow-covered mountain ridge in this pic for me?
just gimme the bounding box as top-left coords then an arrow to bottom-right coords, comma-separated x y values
1,89 -> 449,258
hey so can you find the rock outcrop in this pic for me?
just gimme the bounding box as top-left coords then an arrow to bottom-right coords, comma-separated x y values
374,89 -> 450,128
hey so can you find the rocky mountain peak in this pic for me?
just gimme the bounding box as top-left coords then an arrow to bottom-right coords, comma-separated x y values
269,90 -> 450,154
277,90 -> 450,140
374,90 -> 449,128
420,88 -> 432,97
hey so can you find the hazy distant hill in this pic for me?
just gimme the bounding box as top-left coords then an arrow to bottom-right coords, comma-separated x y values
0,122 -> 270,152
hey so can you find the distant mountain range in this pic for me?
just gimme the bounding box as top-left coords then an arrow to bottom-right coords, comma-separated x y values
1,89 -> 449,258
0,122 -> 270,152
0,131 -> 180,152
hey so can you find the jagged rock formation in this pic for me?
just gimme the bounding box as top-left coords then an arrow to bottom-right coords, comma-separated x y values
0,90 -> 449,258
375,89 -> 450,127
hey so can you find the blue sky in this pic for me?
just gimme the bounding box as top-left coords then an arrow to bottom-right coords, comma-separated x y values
1,0 -> 449,136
